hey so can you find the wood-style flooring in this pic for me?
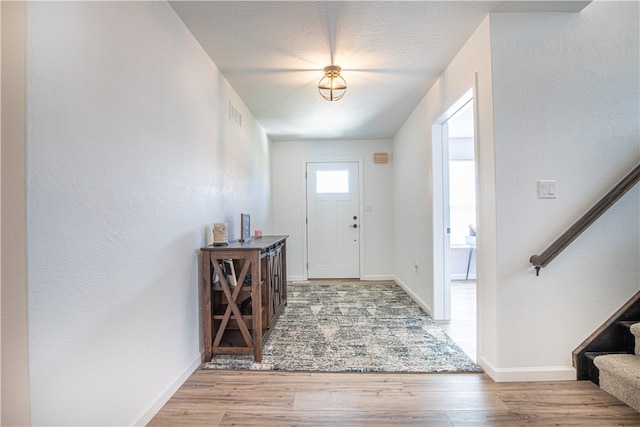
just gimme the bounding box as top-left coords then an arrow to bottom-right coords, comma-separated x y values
437,280 -> 477,361
149,370 -> 640,426
149,280 -> 640,425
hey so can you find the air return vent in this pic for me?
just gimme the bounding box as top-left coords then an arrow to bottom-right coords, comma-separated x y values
229,100 -> 243,128
373,153 -> 389,163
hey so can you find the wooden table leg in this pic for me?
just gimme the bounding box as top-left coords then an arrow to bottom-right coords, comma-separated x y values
202,252 -> 212,362
466,247 -> 474,281
251,251 -> 262,362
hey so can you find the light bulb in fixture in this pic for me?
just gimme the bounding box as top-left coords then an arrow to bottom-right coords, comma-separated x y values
318,65 -> 347,101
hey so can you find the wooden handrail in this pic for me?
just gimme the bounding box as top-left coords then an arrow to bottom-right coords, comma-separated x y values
530,163 -> 640,275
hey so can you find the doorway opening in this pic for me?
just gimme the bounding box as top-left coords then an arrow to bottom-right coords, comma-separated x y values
433,89 -> 477,361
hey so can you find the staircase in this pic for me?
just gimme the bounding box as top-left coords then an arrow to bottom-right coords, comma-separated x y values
573,292 -> 640,412
593,323 -> 640,412
528,163 -> 640,411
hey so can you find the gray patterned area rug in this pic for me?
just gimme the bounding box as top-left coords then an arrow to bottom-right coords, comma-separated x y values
203,283 -> 482,373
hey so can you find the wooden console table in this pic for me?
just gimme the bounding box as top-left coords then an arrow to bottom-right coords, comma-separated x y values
200,235 -> 287,362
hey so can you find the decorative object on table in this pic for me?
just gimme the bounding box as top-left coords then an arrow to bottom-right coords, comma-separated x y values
212,222 -> 228,246
240,213 -> 251,242
468,224 -> 476,236
254,229 -> 262,238
220,259 -> 237,290
203,282 -> 481,373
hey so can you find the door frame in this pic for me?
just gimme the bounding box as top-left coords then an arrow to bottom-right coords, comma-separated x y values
302,158 -> 364,281
432,88 -> 475,321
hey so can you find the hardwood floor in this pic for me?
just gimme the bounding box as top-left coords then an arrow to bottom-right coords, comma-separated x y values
149,370 -> 640,426
437,280 -> 477,361
150,280 -> 639,426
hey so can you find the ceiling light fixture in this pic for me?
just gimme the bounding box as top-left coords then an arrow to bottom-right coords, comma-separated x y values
318,65 -> 347,101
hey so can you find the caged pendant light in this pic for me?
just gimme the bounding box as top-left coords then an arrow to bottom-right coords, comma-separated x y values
318,65 -> 347,101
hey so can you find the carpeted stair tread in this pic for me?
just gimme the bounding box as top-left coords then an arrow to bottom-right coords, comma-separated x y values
619,320 -> 640,331
594,354 -> 640,377
585,351 -> 627,360
594,353 -> 640,412
631,322 -> 640,334
632,323 -> 640,356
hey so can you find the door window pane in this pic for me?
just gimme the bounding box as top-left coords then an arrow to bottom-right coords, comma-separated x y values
316,170 -> 349,194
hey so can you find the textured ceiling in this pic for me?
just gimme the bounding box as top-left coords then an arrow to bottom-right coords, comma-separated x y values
170,1 -> 590,141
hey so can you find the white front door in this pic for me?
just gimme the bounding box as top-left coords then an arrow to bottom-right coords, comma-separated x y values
306,162 -> 360,278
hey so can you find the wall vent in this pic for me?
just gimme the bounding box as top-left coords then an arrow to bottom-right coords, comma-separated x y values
373,152 -> 389,163
229,100 -> 243,128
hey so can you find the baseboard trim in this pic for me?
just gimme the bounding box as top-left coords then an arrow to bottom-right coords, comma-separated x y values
289,275 -> 396,282
478,356 -> 576,382
361,275 -> 396,281
394,276 -> 433,316
134,353 -> 201,426
451,273 -> 476,281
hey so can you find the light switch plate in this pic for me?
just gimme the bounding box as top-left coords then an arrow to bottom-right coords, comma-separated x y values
537,180 -> 557,199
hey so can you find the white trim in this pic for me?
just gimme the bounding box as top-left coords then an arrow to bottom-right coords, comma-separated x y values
432,87 -> 475,321
288,275 -> 306,282
133,354 -> 201,426
303,158 -> 364,280
431,122 -> 448,319
357,157 -> 365,280
478,356 -> 576,382
362,275 -> 395,281
451,274 -> 476,281
394,276 -> 433,316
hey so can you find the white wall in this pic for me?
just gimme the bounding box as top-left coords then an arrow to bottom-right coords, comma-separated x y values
394,1 -> 639,381
393,17 -> 496,325
25,2 -> 271,425
488,2 -> 639,379
271,139 -> 394,281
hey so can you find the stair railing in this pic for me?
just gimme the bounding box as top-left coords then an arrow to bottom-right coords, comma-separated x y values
530,162 -> 640,276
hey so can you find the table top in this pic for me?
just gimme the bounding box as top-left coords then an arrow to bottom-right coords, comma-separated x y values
201,235 -> 288,251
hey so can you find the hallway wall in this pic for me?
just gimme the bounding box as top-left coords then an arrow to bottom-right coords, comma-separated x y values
394,1 -> 640,381
487,2 -> 640,378
393,16 -> 496,328
22,2 -> 271,425
271,139 -> 394,281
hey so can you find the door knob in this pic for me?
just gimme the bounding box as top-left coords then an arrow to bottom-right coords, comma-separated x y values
352,224 -> 358,229
353,216 -> 358,220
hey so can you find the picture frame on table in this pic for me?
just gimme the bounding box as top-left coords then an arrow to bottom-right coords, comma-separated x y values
240,213 -> 250,242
